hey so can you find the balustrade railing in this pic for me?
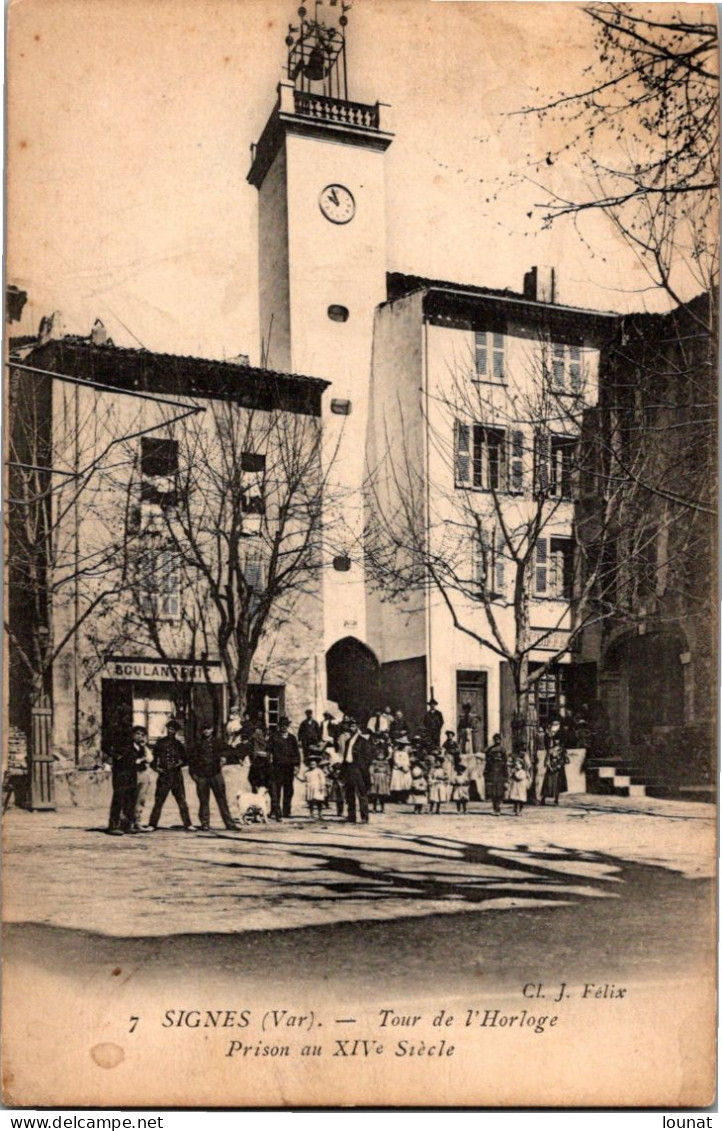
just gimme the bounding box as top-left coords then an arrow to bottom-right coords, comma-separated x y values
293,90 -> 379,130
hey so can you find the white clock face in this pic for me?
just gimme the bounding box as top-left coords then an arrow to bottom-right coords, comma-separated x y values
319,184 -> 355,224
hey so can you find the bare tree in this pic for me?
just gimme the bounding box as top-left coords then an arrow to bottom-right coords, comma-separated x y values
517,3 -> 718,307
364,325 -> 684,747
7,367 -> 134,716
119,394 -> 336,715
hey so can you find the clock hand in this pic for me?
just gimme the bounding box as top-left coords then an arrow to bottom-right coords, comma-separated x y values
329,188 -> 339,206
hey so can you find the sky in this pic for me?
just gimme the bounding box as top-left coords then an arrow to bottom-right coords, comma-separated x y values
7,0 -> 700,362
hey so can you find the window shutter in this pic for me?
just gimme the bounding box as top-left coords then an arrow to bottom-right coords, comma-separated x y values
244,556 -> 264,592
474,332 -> 488,378
161,552 -> 180,618
569,346 -> 582,393
552,344 -> 565,389
535,537 -> 548,595
510,430 -> 524,491
456,422 -> 470,483
492,333 -> 504,379
534,432 -> 550,494
495,530 -> 506,593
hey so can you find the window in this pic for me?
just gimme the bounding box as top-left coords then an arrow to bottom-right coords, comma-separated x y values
534,433 -> 576,498
139,550 -> 181,620
534,536 -> 574,599
551,344 -> 583,394
141,438 -> 178,478
241,451 -> 266,521
241,451 -> 265,474
474,331 -> 504,381
550,436 -> 576,498
139,437 -> 179,522
474,528 -> 506,598
456,423 -> 506,490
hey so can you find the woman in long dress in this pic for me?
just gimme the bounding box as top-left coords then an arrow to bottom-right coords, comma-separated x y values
541,743 -> 569,805
484,734 -> 507,815
389,738 -> 412,801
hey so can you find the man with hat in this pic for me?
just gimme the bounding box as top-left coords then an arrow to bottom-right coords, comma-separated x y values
341,718 -> 372,823
107,724 -> 146,835
423,698 -> 444,748
268,716 -> 301,820
297,708 -> 321,760
188,723 -> 239,831
148,718 -> 193,831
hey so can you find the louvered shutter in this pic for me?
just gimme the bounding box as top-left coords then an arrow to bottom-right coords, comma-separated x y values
510,430 -> 524,491
456,422 -> 470,483
495,530 -> 506,593
553,344 -> 565,388
535,537 -> 548,595
474,333 -> 488,378
569,346 -> 582,393
161,552 -> 180,619
534,432 -> 550,494
492,333 -> 504,379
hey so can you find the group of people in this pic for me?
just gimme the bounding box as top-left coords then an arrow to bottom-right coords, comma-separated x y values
107,718 -> 242,834
106,699 -> 571,834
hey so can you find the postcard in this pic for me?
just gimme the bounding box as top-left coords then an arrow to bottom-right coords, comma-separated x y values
3,0 -> 717,1109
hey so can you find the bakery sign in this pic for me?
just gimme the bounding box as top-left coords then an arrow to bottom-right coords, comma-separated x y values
530,629 -> 578,654
104,659 -> 225,684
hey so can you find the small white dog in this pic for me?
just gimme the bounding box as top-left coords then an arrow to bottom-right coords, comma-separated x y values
236,788 -> 271,824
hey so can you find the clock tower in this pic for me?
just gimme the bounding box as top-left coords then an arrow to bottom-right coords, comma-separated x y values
248,3 -> 393,672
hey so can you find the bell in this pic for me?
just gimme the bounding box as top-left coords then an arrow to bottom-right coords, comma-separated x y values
303,43 -> 328,81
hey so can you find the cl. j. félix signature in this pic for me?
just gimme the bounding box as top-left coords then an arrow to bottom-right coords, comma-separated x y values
523,982 -> 628,1002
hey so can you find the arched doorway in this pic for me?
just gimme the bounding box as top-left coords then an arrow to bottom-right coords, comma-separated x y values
325,637 -> 380,724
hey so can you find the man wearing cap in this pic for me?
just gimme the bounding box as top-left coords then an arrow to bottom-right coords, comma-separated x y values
423,698 -> 444,748
107,724 -> 145,835
188,724 -> 239,832
297,709 -> 321,760
148,719 -> 193,831
341,718 -> 372,824
268,716 -> 301,820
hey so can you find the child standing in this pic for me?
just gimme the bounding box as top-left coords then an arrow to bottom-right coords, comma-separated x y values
409,763 -> 428,814
428,755 -> 449,815
450,760 -> 470,814
305,751 -> 327,820
369,742 -> 392,813
508,750 -> 531,815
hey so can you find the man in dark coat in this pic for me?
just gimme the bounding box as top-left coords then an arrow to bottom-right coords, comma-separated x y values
341,718 -> 372,824
188,724 -> 239,831
297,709 -> 321,760
423,698 -> 444,747
148,718 -> 193,831
484,733 -> 508,815
268,717 -> 301,820
107,725 -> 145,835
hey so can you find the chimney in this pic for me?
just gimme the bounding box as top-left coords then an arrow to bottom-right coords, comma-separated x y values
523,266 -> 556,304
37,311 -> 66,344
91,318 -> 108,346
